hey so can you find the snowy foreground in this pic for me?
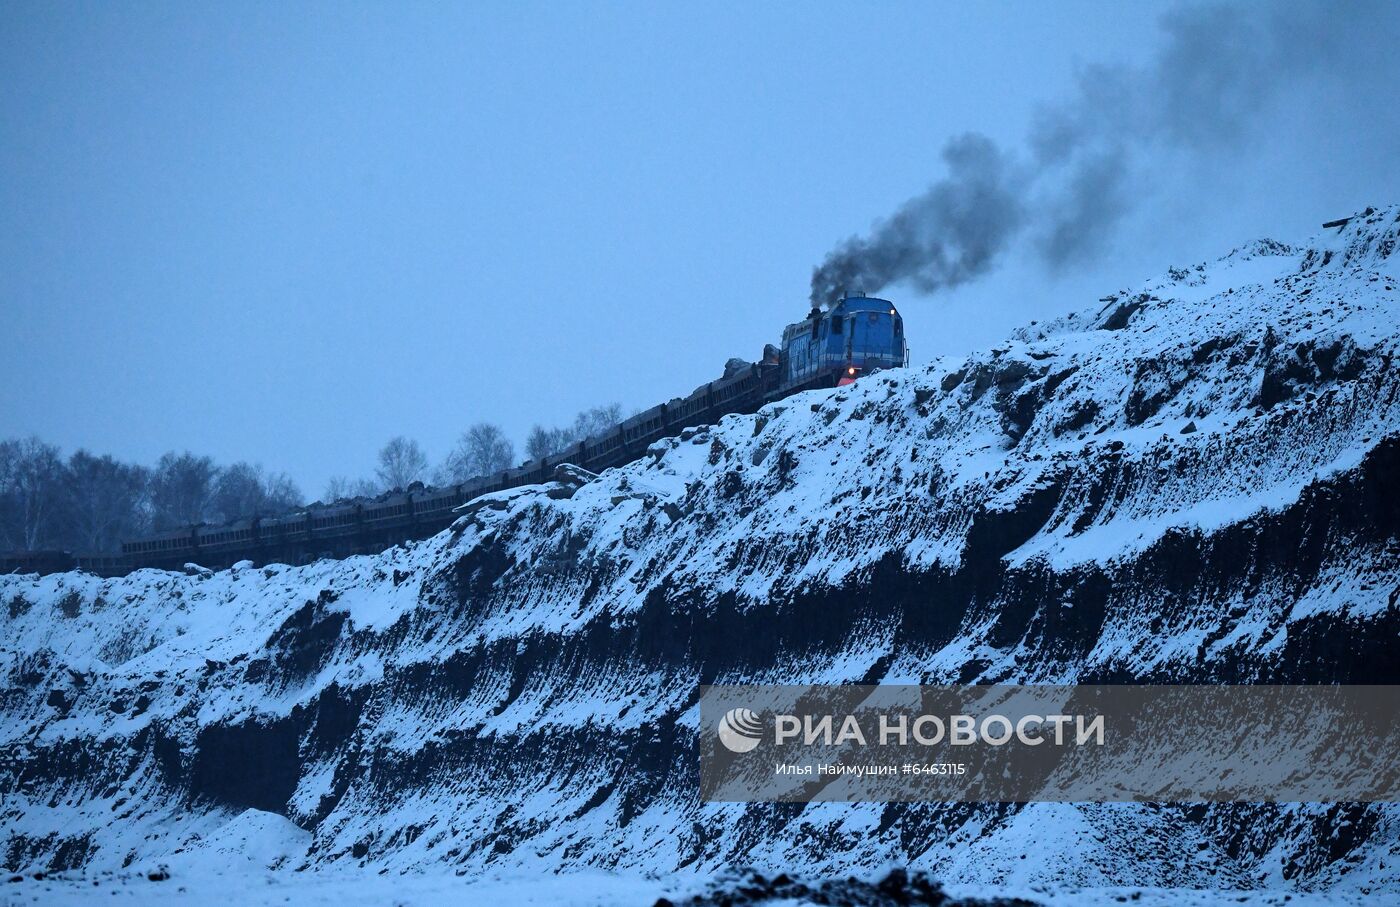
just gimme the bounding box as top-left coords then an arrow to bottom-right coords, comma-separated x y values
1,875 -> 1378,907
4,208 -> 1399,902
1,851 -> 1381,907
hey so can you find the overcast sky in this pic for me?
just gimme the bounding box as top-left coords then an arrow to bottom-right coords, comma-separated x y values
3,1 -> 1398,497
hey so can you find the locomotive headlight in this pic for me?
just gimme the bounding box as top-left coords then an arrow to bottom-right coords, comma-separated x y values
889,309 -> 896,315
847,367 -> 857,375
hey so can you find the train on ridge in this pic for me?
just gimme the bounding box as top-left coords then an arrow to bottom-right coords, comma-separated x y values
2,295 -> 907,577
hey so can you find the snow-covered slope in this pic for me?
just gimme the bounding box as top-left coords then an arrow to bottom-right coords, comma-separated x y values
4,207 -> 1399,898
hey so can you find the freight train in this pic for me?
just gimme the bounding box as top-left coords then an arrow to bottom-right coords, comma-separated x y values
2,295 -> 906,577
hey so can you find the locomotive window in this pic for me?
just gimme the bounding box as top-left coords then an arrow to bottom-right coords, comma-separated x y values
831,317 -> 843,334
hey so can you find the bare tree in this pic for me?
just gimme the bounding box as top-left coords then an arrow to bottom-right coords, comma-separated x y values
375,436 -> 428,491
0,437 -> 66,549
211,462 -> 261,523
212,462 -> 303,522
261,471 -> 303,512
323,476 -> 351,502
148,451 -> 220,531
525,425 -> 572,462
439,423 -> 515,484
0,440 -> 18,549
62,450 -> 149,551
323,475 -> 381,503
522,404 -> 624,466
570,403 -> 624,440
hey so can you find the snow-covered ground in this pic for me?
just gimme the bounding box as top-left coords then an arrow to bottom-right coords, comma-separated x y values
2,868 -> 671,907
2,866 -> 1380,907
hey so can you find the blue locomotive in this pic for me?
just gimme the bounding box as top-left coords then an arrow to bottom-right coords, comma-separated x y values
780,294 -> 908,389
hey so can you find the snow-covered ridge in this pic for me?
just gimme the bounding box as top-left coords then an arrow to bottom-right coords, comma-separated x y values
3,207 -> 1398,896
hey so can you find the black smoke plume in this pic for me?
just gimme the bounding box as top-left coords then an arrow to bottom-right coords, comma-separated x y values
810,1 -> 1400,307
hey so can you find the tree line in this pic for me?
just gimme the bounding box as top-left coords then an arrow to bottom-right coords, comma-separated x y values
0,439 -> 302,554
1,404 -> 624,554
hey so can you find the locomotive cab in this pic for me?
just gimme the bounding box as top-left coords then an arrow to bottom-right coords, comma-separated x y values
780,294 -> 907,390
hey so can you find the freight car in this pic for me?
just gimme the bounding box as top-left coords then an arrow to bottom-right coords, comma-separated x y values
1,295 -> 907,577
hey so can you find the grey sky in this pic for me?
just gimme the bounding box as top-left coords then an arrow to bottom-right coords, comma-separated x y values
3,1 -> 1398,496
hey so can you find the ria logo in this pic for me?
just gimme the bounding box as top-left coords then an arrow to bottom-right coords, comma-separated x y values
717,708 -> 764,753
